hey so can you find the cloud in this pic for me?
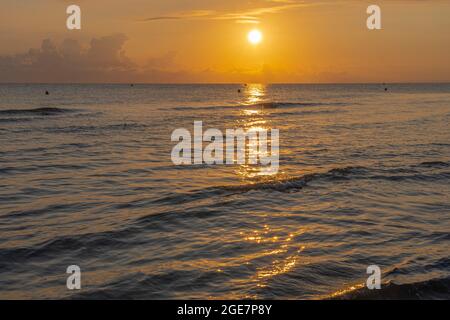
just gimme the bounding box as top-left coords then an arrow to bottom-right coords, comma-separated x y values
0,34 -> 138,83
140,16 -> 182,22
138,10 -> 215,22
0,35 -> 297,83
137,0 -> 440,24
138,1 -> 317,24
0,35 -> 216,83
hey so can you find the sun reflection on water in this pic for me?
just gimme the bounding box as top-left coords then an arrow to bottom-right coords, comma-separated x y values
243,83 -> 267,106
242,109 -> 261,116
327,283 -> 366,299
234,84 -> 283,180
238,224 -> 307,288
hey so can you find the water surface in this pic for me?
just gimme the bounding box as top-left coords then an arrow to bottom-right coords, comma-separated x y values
0,83 -> 449,299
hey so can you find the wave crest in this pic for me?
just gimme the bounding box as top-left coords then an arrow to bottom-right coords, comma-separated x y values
0,107 -> 72,116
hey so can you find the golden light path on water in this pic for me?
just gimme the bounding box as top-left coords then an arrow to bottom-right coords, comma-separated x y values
244,83 -> 266,106
230,224 -> 308,298
225,84 -> 308,297
232,86 -> 372,299
220,84 -> 370,299
236,83 -> 288,179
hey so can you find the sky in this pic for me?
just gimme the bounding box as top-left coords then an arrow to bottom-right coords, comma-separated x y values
0,0 -> 449,83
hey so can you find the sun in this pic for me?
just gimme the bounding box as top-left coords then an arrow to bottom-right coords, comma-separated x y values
248,29 -> 263,45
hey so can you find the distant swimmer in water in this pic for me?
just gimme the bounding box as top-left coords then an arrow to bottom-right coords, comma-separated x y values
238,89 -> 241,93
385,87 -> 388,91
130,84 -> 134,87
45,90 -> 49,95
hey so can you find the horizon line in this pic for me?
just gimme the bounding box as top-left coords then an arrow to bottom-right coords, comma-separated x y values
1,81 -> 450,85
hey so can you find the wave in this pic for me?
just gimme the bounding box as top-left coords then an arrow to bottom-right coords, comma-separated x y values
0,117 -> 33,123
415,160 -> 450,168
220,167 -> 366,193
167,101 -> 349,111
0,107 -> 73,116
331,277 -> 450,300
44,122 -> 148,134
216,162 -> 450,193
245,101 -> 349,109
151,166 -> 367,206
368,172 -> 450,182
151,161 -> 450,206
0,228 -> 137,271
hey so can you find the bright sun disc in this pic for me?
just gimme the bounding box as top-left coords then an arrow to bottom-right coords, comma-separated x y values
248,29 -> 262,45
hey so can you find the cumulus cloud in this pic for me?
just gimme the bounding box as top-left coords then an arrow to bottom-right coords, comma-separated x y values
0,34 -> 138,83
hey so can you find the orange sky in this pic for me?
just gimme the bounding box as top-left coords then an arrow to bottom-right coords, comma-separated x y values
1,0 -> 449,83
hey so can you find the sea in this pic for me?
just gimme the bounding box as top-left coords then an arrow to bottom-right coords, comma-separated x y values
0,83 -> 449,299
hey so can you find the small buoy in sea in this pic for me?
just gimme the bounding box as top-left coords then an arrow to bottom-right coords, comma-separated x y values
45,90 -> 49,95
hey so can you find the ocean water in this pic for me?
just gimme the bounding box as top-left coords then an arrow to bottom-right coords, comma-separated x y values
0,83 -> 449,299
